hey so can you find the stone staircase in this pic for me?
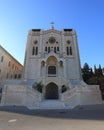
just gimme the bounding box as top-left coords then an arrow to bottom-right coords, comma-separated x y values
39,100 -> 65,109
27,100 -> 74,109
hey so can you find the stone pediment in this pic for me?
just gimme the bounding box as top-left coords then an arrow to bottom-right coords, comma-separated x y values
43,29 -> 62,35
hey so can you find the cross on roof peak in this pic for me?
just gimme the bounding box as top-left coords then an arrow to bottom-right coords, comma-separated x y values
50,22 -> 54,29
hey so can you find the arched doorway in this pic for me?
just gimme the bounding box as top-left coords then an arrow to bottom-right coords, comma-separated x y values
45,83 -> 59,99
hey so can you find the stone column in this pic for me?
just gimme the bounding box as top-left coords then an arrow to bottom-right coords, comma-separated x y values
61,33 -> 65,59
63,59 -> 67,79
39,31 -> 43,56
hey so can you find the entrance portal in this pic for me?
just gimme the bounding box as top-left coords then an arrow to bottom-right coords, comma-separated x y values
45,83 -> 59,99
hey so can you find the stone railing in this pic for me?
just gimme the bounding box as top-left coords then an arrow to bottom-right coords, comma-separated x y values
62,84 -> 102,107
62,87 -> 77,101
0,85 -> 42,107
26,86 -> 42,107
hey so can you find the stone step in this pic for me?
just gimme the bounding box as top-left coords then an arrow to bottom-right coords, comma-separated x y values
27,100 -> 75,109
39,100 -> 65,109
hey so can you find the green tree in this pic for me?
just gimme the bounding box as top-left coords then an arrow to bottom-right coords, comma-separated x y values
61,85 -> 68,93
94,64 -> 103,76
82,63 -> 93,83
82,63 -> 104,100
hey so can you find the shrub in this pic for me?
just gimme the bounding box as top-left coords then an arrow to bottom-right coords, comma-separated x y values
32,82 -> 43,93
61,85 -> 68,93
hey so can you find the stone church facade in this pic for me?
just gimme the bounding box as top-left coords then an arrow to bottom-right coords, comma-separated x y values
0,25 -> 102,109
23,26 -> 82,99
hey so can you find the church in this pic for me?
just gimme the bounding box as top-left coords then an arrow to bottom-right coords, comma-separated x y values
0,24 -> 102,109
24,23 -> 82,99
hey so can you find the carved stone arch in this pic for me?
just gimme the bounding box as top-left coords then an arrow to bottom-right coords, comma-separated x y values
46,56 -> 57,66
45,53 -> 59,61
45,79 -> 59,87
46,56 -> 58,76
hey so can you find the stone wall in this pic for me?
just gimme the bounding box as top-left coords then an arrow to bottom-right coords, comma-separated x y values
1,85 -> 41,106
62,85 -> 102,107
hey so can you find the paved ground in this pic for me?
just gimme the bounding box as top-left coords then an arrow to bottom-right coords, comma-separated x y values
0,105 -> 104,130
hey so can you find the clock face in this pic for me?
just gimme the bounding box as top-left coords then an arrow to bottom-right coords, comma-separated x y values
49,37 -> 56,44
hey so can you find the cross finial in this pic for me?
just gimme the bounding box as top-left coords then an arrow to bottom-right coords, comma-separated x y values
50,22 -> 54,29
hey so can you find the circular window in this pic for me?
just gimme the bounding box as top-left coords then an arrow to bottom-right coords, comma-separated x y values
34,40 -> 38,44
49,37 -> 56,44
67,40 -> 70,44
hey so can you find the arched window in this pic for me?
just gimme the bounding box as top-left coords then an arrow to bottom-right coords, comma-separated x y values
1,56 -> 3,62
48,47 -> 50,53
32,47 -> 35,55
18,74 -> 21,79
66,47 -> 69,55
45,47 -> 47,52
54,47 -> 56,53
70,46 -> 72,55
35,47 -> 38,55
32,46 -> 38,55
57,47 -> 59,51
66,46 -> 72,55
8,61 -> 11,67
14,74 -> 17,79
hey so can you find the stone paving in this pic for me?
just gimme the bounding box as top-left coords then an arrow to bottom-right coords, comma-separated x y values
0,105 -> 104,130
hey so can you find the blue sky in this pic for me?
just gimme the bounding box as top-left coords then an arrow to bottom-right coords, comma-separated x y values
0,0 -> 104,68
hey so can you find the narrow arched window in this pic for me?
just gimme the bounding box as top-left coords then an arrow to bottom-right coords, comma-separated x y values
14,74 -> 17,79
35,47 -> 38,55
32,47 -> 35,55
45,47 -> 47,51
48,47 -> 50,53
57,47 -> 59,51
70,47 -> 72,55
18,74 -> 21,79
66,47 -> 69,55
54,47 -> 56,53
8,61 -> 11,67
1,56 -> 3,62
